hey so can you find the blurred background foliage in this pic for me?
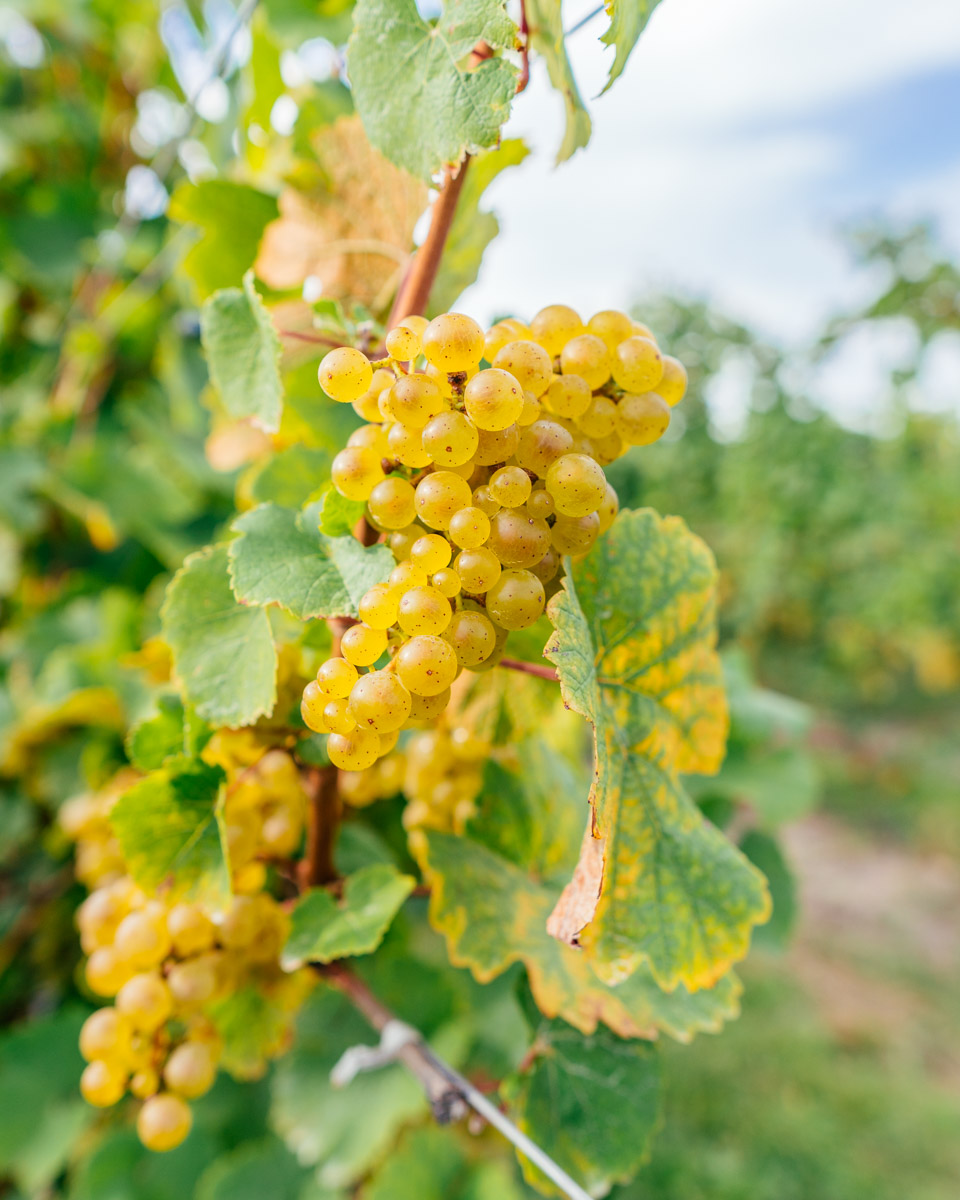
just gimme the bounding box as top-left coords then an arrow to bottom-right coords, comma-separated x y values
1,1 -> 958,1198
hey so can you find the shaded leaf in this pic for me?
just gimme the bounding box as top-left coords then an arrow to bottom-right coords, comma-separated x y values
740,831 -> 796,950
600,0 -> 665,94
364,1126 -> 525,1200
285,864 -> 415,965
317,485 -> 365,537
196,1137 -> 312,1200
248,445 -> 333,508
125,694 -> 210,770
169,180 -> 279,300
526,0 -> 591,161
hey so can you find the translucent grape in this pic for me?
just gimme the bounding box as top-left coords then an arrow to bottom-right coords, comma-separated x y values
323,697 -> 356,734
319,347 -> 373,403
578,395 -> 617,438
596,481 -> 620,533
130,1068 -> 160,1099
591,429 -> 626,465
167,954 -> 220,1008
545,452 -> 607,517
80,1008 -> 130,1063
414,471 -> 473,530
390,560 -> 429,590
331,446 -> 385,501
410,534 -> 451,574
611,336 -> 664,393
399,314 -> 429,338
113,908 -> 170,969
586,309 -> 634,352
422,313 -> 485,372
444,609 -> 497,667
472,485 -> 501,517
560,334 -> 610,390
526,485 -> 555,520
391,374 -> 444,428
348,423 -> 388,456
552,511 -> 600,555
531,548 -> 560,583
347,670 -> 412,733
486,508 -> 552,568
367,476 -> 416,530
409,687 -> 451,721
463,368 -> 524,430
316,657 -> 358,697
385,325 -> 421,361
632,319 -> 655,338
353,367 -> 396,422
530,304 -> 583,356
484,318 -> 532,360
167,904 -> 216,957
397,585 -> 452,636
545,374 -> 591,419
137,1093 -> 193,1152
448,506 -> 490,550
517,391 -> 541,426
488,465 -> 531,508
327,727 -> 381,770
473,423 -> 519,466
85,947 -> 129,996
421,410 -> 478,467
486,569 -> 545,630
492,340 -> 552,397
395,635 -> 458,696
80,1059 -> 127,1107
340,622 -> 388,667
657,355 -> 688,406
454,547 -> 501,594
387,421 -> 433,468
116,972 -> 173,1032
516,419 -> 574,475
431,567 -> 461,597
358,583 -> 400,629
614,392 -> 671,445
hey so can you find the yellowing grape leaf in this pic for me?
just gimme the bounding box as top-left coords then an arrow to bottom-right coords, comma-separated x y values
600,0 -> 666,94
346,0 -> 518,181
544,509 -> 770,991
284,865 -> 415,965
526,0 -> 592,161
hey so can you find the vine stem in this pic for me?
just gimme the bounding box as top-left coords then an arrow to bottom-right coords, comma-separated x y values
499,657 -> 559,681
298,766 -> 341,888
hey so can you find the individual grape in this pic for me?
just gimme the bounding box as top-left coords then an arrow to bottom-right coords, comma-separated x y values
448,506 -> 490,550
389,523 -> 425,560
432,568 -> 461,597
473,424 -> 519,466
614,392 -> 671,445
488,465 -> 532,508
130,1068 -> 160,1099
391,374 -> 445,428
85,946 -> 129,997
387,421 -> 433,468
77,889 -> 125,951
328,727 -> 381,770
560,333 -> 610,389
367,477 -> 417,530
492,340 -> 552,397
656,355 -> 688,406
472,485 -> 501,517
545,452 -> 607,517
80,1008 -> 130,1062
397,586 -> 452,636
138,1093 -> 193,1152
80,1059 -> 127,1107
552,511 -> 600,555
591,429 -> 626,465
486,509 -> 551,569
454,548 -> 501,594
348,670 -> 412,733
113,908 -> 171,969
319,347 -> 373,403
423,362 -> 471,399
596,481 -> 620,533
377,728 -> 401,757
163,1041 -> 218,1100
385,325 -> 421,361
410,534 -> 451,574
358,583 -> 400,630
395,635 -> 458,696
390,560 -> 429,590
422,313 -> 485,372
408,688 -> 451,721
484,318 -> 531,360
323,697 -> 357,735
545,374 -> 592,419
578,395 -> 618,438
332,446 -> 385,501
414,471 -> 473,530
339,768 -> 383,807
261,809 -> 301,856
348,423 -> 388,456
611,336 -> 664,393
531,548 -> 561,583
399,314 -> 429,338
516,419 -> 574,475
167,954 -> 220,1008
517,391 -> 541,426
463,368 -> 524,430
316,657 -> 358,697
526,485 -> 555,520
421,410 -> 478,467
632,318 -> 655,338
219,895 -> 262,950
116,971 -> 173,1032
586,309 -> 634,352
530,304 -> 583,356
167,904 -> 216,957
340,623 -> 388,667
444,609 -> 497,667
353,367 -> 396,422
447,458 -> 480,481
378,386 -> 397,422
486,569 -> 545,630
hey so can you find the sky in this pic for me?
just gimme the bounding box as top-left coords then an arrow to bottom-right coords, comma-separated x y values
460,0 -> 960,351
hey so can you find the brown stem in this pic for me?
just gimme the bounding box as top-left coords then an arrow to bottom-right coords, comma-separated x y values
517,0 -> 531,93
499,657 -> 559,681
280,329 -> 347,349
298,766 -> 341,888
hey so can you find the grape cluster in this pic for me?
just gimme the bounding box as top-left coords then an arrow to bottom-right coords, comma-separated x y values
303,306 -> 686,769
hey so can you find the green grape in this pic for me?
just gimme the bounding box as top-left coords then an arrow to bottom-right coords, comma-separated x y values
586,309 -> 634,353
526,484 -> 555,519
486,569 -> 545,630
323,697 -> 357,735
552,511 -> 600,555
327,727 -> 381,770
347,669 -> 412,733
319,347 -> 373,403
353,367 -> 396,422
367,476 -> 417,530
397,585 -> 452,636
471,485 -> 501,517
358,583 -> 400,630
560,333 -> 610,390
341,622 -> 388,666
422,312 -> 485,372
545,373 -> 591,419
488,465 -> 532,508
448,506 -> 490,550
657,355 -> 688,406
391,373 -> 445,428
421,410 -> 479,467
454,547 -> 501,594
492,340 -> 552,397
414,471 -> 473,530
409,687 -> 452,721
578,394 -> 618,438
167,954 -> 220,1008
390,560 -> 429,590
444,609 -> 497,667
137,1093 -> 193,1152
80,1059 -> 127,1107
116,971 -> 173,1033
473,423 -> 519,466
395,635 -> 459,696
432,567 -> 461,597
615,392 -> 671,445
516,419 -> 574,475
80,1008 -> 131,1063
113,908 -> 171,969
483,318 -> 531,361
517,390 -> 541,426
167,904 -> 215,957
486,508 -> 551,568
387,421 -> 433,468
530,304 -> 583,356
545,452 -> 607,517
316,657 -> 358,697
464,368 -> 524,430
332,446 -> 385,501
385,324 -> 421,361
531,548 -> 561,583
596,480 -> 620,533
611,335 -> 664,393
410,534 -> 451,574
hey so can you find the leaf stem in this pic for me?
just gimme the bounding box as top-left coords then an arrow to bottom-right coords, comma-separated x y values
499,657 -> 559,681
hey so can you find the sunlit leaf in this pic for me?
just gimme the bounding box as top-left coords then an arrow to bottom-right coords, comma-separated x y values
526,0 -> 591,160
600,0 -> 665,94
285,865 -> 415,964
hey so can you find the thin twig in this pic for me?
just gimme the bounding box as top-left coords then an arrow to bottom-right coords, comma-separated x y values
499,657 -> 558,681
517,0 -> 531,93
565,3 -> 605,37
279,329 -> 347,348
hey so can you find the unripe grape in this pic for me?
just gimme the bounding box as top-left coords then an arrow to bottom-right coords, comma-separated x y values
422,313 -> 484,372
397,585 -> 452,636
323,697 -> 356,735
421,410 -> 478,467
488,465 -> 532,508
408,688 -> 452,721
167,904 -> 216,957
80,1008 -> 130,1062
596,481 -> 620,533
86,946 -> 129,997
391,374 -> 445,428
385,325 -> 421,361
615,392 -> 670,445
410,534 -> 451,574
486,509 -> 552,568
527,485 -> 555,519
164,1040 -> 218,1100
138,1093 -> 193,1152
390,560 -> 429,590
328,727 -> 381,770
552,512 -> 600,555
492,340 -> 552,397
545,453 -> 607,518
414,471 -> 473,530
388,422 -> 433,468
473,424 -> 519,466
167,954 -> 221,1009
116,972 -> 173,1032
81,1059 -> 127,1107
657,355 -> 688,406
114,908 -> 171,969
486,569 -> 545,630
454,548 -> 501,594
367,477 -> 417,530
545,374 -> 592,419
130,1067 -> 160,1099
578,395 -> 618,438
611,336 -> 664,393
586,309 -> 635,352
432,568 -> 461,597
340,623 -> 388,666
530,304 -> 583,356
464,368 -> 524,430
560,334 -> 610,390
348,670 -> 412,733
531,548 -> 561,583
353,368 -> 396,422
319,347 -> 373,403
316,656 -> 358,698
395,635 -> 458,696
516,419 -> 574,475
448,506 -> 490,550
332,446 -> 385,501
472,485 -> 501,517
445,610 -> 497,667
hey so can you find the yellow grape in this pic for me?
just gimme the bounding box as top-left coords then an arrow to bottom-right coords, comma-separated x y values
454,548 -> 501,594
448,506 -> 491,550
163,1040 -> 218,1099
422,313 -> 485,372
552,512 -> 601,555
348,670 -> 413,733
611,336 -> 664,393
367,477 -> 417,530
463,368 -> 524,430
395,635 -> 458,696
137,1093 -> 193,1152
385,324 -> 421,361
316,657 -> 358,698
340,623 -> 388,667
586,309 -> 634,352
486,508 -> 552,569
167,904 -> 216,957
445,609 -> 497,667
421,410 -> 478,467
328,727 -> 381,770
545,453 -> 607,518
319,347 -> 373,403
615,392 -> 671,445
116,971 -> 173,1032
387,422 -> 433,468
323,697 -> 356,734
432,568 -> 461,597
486,569 -> 545,630
473,424 -> 519,466
332,446 -> 385,501
492,340 -> 552,397
657,355 -> 688,406
390,560 -> 429,590
358,583 -> 400,629
414,471 -> 473,530
516,419 -> 574,476
578,395 -> 618,438
391,374 -> 445,428
410,534 -> 451,574
397,586 -> 452,636
545,374 -> 591,419
488,465 -> 531,508
530,304 -> 583,356
80,1059 -> 127,1107
560,334 -> 611,390
79,1008 -> 131,1062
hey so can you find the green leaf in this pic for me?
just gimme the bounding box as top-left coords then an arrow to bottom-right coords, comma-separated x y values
229,503 -> 395,620
740,831 -> 796,950
196,1137 -> 312,1200
364,1126 -> 525,1200
545,509 -> 770,990
248,446 -> 333,508
317,485 -> 365,537
208,986 -> 297,1080
429,140 -> 530,316
600,0 -> 665,94
162,543 -> 278,727
110,760 -> 230,905
347,0 -> 518,180
169,180 -> 279,299
502,1006 -> 661,1196
285,864 -> 415,965
201,271 -> 283,433
526,0 -> 592,161
125,694 -> 211,770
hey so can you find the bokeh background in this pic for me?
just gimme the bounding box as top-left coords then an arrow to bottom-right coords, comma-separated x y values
2,2 -> 959,1198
